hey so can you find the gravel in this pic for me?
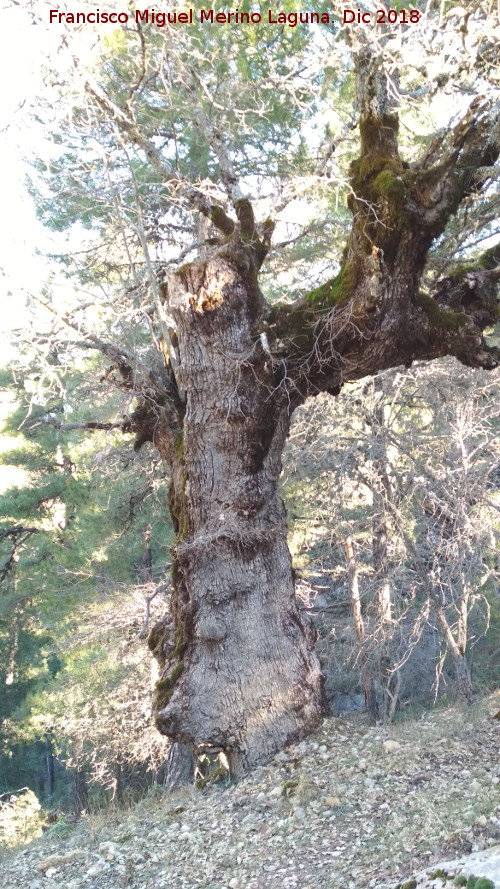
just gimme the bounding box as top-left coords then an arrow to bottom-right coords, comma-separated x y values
1,693 -> 498,889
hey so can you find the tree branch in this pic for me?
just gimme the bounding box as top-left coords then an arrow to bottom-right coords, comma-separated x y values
85,79 -> 236,237
0,526 -> 39,583
33,419 -> 128,434
266,55 -> 500,401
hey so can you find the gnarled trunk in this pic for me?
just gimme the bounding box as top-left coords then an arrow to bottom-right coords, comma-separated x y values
148,242 -> 324,776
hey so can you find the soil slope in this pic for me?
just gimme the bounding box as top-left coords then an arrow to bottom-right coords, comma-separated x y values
1,693 -> 499,889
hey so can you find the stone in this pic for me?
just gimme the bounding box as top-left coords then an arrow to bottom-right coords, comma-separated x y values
383,740 -> 401,753
37,851 -> 85,872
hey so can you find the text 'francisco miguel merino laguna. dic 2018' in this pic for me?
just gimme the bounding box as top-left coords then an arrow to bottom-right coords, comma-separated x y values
49,7 -> 422,26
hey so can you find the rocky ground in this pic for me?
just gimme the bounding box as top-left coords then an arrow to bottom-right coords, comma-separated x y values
1,693 -> 499,889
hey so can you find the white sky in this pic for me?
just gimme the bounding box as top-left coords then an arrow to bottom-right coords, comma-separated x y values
0,3 -> 60,358
0,3 -> 109,362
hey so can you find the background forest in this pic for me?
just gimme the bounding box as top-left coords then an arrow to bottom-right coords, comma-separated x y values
1,0 -> 500,848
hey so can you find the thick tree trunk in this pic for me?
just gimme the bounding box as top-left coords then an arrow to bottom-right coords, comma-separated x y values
148,242 -> 324,776
120,51 -> 498,776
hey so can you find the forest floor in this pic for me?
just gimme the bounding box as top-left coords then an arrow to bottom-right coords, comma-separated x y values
1,691 -> 499,889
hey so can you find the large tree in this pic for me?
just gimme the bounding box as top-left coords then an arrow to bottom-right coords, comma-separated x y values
23,1 -> 500,775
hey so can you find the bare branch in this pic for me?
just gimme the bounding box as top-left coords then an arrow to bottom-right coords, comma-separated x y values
84,78 -> 236,237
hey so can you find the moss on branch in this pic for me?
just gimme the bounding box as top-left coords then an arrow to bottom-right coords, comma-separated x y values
269,264 -> 357,356
416,292 -> 469,332
210,204 -> 235,237
155,662 -> 184,710
234,198 -> 256,240
359,112 -> 399,156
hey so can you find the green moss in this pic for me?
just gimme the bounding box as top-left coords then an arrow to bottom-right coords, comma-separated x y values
359,155 -> 403,182
195,766 -> 229,790
305,264 -> 357,310
175,429 -> 184,460
281,779 -> 299,796
348,146 -> 410,254
234,198 -> 255,240
147,623 -> 167,654
155,662 -> 184,710
401,880 -> 417,889
428,870 -> 449,882
479,241 -> 500,270
453,877 -> 468,887
373,169 -> 407,204
447,264 -> 478,282
270,264 -> 358,357
416,293 -> 468,332
210,204 -> 235,236
473,879 -> 495,889
467,878 -> 477,889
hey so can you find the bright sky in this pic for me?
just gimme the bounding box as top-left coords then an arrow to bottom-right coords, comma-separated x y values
0,3 -> 108,361
0,3 -> 59,358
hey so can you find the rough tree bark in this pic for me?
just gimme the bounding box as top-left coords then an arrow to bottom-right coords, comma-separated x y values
147,243 -> 324,776
83,47 -> 500,775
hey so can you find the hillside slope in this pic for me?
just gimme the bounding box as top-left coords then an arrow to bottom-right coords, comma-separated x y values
1,693 -> 499,889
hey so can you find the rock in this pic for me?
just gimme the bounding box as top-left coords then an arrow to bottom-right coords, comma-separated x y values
331,693 -> 366,714
383,740 -> 401,753
375,845 -> 500,888
37,850 -> 85,872
273,751 -> 291,763
293,805 -> 306,820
